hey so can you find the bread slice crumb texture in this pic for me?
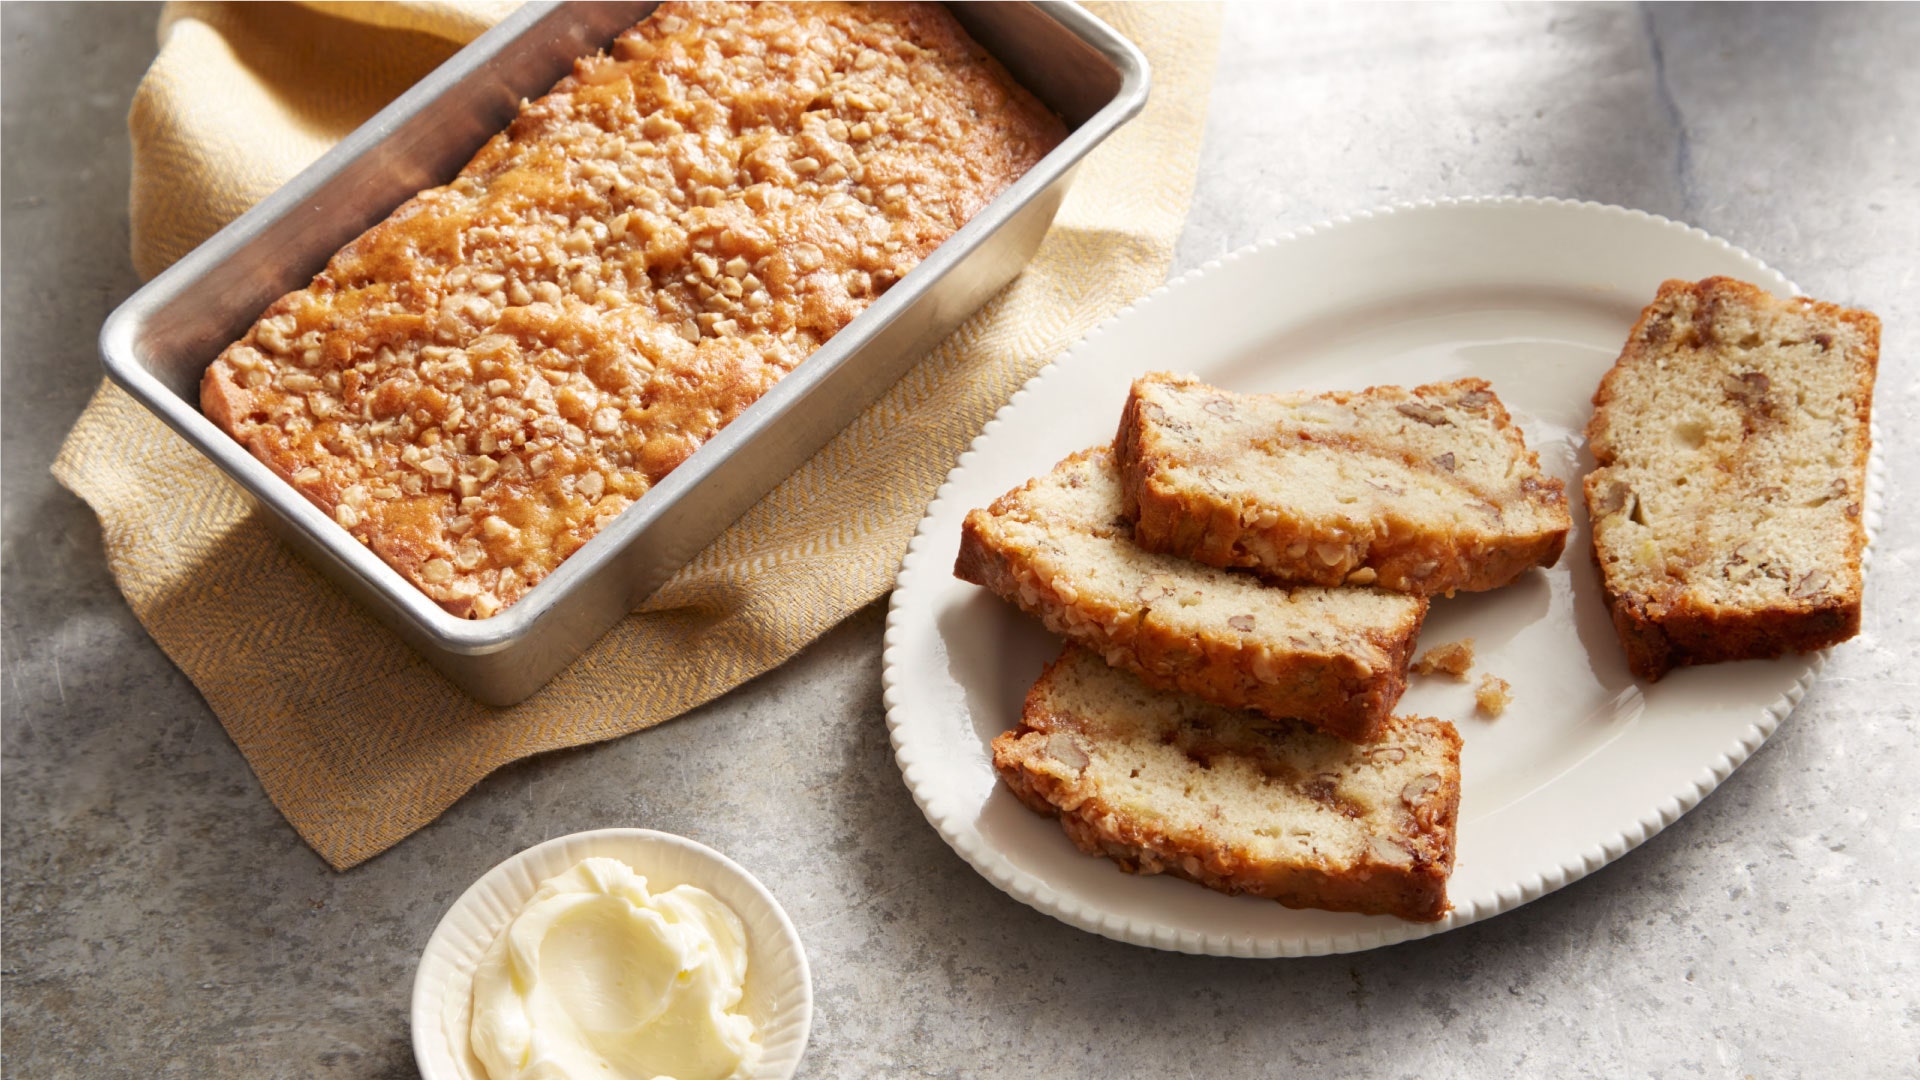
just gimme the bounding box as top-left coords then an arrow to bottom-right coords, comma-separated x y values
1116,373 -> 1569,596
992,647 -> 1461,922
955,447 -> 1427,742
1584,277 -> 1877,680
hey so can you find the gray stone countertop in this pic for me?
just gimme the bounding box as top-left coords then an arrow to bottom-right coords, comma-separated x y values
4,3 -> 1915,1077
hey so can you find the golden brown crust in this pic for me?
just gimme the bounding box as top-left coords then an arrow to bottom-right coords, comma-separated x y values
955,449 -> 1426,743
1585,277 -> 1877,681
1116,374 -> 1569,596
1582,540 -> 1863,680
955,497 -> 1419,746
201,2 -> 1064,617
992,648 -> 1461,922
992,760 -> 1453,922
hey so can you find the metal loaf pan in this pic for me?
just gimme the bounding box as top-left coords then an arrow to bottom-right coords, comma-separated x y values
98,2 -> 1150,704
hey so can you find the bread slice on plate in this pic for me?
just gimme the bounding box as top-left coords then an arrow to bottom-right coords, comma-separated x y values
992,646 -> 1462,922
1115,373 -> 1570,596
955,447 -> 1427,743
1585,277 -> 1878,681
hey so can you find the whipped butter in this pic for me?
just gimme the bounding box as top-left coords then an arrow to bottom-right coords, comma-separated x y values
470,857 -> 761,1080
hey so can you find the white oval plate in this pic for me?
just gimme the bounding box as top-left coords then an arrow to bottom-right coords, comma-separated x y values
882,197 -> 1883,957
413,829 -> 812,1079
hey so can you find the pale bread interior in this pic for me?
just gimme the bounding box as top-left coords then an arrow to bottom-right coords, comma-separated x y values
1588,282 -> 1873,611
1003,648 -> 1456,870
1136,376 -> 1564,548
987,449 -> 1423,669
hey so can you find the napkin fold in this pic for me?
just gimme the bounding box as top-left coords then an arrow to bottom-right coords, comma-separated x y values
54,1 -> 1224,868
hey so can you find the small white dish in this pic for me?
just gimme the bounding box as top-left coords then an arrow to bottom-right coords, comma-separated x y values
412,829 -> 812,1080
883,196 -> 1884,957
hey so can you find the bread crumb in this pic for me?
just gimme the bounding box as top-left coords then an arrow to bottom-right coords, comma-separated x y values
1412,639 -> 1475,680
1475,674 -> 1512,717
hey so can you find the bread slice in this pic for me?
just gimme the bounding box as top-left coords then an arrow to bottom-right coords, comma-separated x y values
993,646 -> 1461,922
1585,277 -> 1877,681
1115,373 -> 1570,596
954,447 -> 1427,742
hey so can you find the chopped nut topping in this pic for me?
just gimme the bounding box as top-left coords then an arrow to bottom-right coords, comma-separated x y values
202,2 -> 1063,618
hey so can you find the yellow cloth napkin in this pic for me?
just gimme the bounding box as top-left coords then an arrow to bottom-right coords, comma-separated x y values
54,1 -> 1224,869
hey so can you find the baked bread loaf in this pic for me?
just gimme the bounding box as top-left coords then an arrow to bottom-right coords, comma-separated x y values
1585,277 -> 1878,680
1115,373 -> 1570,595
993,646 -> 1461,922
955,447 -> 1427,742
202,2 -> 1064,617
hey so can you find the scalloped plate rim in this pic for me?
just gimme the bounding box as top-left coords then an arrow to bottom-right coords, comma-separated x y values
882,195 -> 1884,957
